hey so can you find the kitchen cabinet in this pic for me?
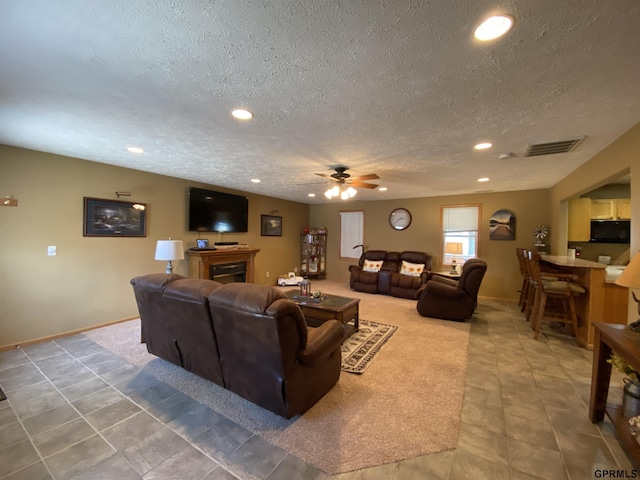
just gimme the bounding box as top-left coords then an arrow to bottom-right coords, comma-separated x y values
591,199 -> 631,220
568,197 -> 591,242
617,199 -> 631,219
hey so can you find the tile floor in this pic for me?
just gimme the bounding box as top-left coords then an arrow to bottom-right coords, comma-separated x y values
0,299 -> 635,480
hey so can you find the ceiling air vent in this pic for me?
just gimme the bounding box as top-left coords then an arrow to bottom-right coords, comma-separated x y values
524,136 -> 585,157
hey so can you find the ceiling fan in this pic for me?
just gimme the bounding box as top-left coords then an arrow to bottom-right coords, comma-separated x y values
314,167 -> 380,199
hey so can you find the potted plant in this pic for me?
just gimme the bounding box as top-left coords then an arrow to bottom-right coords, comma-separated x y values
609,353 -> 640,416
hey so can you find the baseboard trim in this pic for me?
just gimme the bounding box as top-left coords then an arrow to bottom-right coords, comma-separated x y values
478,295 -> 518,304
0,316 -> 139,352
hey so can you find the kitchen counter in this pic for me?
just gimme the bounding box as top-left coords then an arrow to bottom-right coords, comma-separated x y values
540,255 -> 627,347
540,255 -> 606,269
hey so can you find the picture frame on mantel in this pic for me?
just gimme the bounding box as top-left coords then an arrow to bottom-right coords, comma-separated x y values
261,214 -> 282,236
83,197 -> 147,237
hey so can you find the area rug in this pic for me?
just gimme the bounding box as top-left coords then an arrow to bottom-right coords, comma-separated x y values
85,281 -> 470,474
342,319 -> 397,373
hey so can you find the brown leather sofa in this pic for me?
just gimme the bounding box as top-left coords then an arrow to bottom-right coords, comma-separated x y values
130,273 -> 344,418
416,258 -> 487,321
349,250 -> 432,299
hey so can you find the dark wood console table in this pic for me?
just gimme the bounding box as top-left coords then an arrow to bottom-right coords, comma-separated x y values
590,322 -> 640,467
187,248 -> 260,283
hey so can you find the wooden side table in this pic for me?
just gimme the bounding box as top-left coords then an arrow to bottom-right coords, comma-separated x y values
589,322 -> 640,467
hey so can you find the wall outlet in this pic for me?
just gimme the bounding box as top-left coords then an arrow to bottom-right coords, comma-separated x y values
48,246 -> 56,256
266,271 -> 270,278
294,267 -> 297,273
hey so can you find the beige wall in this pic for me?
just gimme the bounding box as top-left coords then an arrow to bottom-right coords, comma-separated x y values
0,146 -> 308,347
310,190 -> 551,300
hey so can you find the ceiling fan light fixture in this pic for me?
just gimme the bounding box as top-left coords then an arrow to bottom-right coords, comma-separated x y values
474,15 -> 514,41
346,187 -> 357,198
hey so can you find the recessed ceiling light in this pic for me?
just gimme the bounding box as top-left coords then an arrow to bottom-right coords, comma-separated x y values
378,187 -> 388,192
474,15 -> 514,41
232,109 -> 253,120
250,178 -> 260,183
308,193 -> 316,197
126,146 -> 144,154
474,142 -> 493,150
478,177 -> 490,182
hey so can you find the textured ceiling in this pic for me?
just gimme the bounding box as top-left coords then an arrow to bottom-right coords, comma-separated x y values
1,1 -> 639,203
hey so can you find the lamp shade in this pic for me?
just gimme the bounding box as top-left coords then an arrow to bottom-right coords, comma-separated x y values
616,253 -> 640,289
445,242 -> 463,255
155,240 -> 185,261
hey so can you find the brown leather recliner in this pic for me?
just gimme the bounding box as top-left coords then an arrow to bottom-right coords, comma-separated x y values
348,250 -> 389,293
416,258 -> 487,321
207,283 -> 344,418
130,273 -> 188,366
162,278 -> 225,386
390,251 -> 433,299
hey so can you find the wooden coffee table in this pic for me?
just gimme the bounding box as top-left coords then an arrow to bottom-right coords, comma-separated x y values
285,290 -> 360,337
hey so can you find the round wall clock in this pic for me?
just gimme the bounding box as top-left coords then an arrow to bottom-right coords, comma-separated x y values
389,208 -> 412,230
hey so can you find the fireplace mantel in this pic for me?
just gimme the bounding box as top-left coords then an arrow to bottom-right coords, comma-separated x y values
187,248 -> 260,283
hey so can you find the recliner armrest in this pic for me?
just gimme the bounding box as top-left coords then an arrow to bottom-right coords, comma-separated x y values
423,281 -> 466,299
349,265 -> 363,273
430,275 -> 458,287
299,320 -> 344,367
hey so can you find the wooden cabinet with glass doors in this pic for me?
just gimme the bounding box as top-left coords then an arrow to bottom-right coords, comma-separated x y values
301,229 -> 326,278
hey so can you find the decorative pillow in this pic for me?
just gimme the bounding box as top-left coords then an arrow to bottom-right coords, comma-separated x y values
400,260 -> 425,276
363,260 -> 383,272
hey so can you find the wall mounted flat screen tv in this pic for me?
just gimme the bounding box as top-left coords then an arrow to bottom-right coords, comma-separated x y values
590,220 -> 630,244
188,187 -> 249,233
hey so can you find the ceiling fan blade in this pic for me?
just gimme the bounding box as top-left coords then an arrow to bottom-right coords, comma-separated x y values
314,173 -> 332,178
350,181 -> 378,189
351,173 -> 380,181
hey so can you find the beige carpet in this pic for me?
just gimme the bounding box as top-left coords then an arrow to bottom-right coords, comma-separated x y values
85,280 -> 470,474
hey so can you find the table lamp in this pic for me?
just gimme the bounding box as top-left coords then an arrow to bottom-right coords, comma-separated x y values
615,252 -> 640,330
155,239 -> 184,274
445,242 -> 463,274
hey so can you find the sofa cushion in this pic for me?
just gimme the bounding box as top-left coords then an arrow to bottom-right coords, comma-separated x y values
400,260 -> 425,276
363,259 -> 383,272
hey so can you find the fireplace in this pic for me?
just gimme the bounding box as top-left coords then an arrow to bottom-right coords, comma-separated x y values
210,262 -> 247,284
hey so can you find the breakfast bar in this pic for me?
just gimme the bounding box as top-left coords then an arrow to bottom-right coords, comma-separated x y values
541,255 -> 627,348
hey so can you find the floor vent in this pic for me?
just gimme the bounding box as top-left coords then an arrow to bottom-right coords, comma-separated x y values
524,136 -> 585,157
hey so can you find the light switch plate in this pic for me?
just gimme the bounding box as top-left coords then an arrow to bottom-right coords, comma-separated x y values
48,246 -> 56,256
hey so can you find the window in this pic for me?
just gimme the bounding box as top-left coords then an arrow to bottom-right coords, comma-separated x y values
441,205 -> 480,265
340,211 -> 364,259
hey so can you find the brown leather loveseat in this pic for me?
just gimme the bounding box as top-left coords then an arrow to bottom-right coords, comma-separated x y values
130,273 -> 344,418
348,250 -> 432,299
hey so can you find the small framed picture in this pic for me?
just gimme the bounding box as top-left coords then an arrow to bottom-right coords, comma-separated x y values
261,215 -> 282,236
196,239 -> 209,248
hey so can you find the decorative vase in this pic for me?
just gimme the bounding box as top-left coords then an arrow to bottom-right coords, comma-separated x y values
623,378 -> 640,417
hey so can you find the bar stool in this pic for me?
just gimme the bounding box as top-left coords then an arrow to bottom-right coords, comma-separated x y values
527,250 -> 586,346
516,248 -> 530,312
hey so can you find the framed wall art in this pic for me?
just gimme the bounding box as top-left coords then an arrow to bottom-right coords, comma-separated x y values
261,214 -> 282,236
83,197 -> 147,237
489,209 -> 516,240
